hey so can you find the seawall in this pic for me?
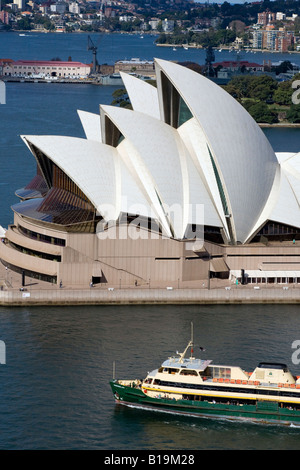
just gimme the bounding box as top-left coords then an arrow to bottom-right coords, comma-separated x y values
0,286 -> 299,306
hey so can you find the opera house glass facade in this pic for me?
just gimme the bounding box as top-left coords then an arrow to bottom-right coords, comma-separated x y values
1,59 -> 300,288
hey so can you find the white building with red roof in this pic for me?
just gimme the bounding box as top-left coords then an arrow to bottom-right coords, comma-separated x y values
213,60 -> 264,73
2,59 -> 91,78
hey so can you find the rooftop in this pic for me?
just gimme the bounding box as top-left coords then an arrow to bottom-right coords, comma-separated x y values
162,357 -> 212,371
10,60 -> 90,67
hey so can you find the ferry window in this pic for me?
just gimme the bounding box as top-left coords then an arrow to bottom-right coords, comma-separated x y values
180,369 -> 198,376
158,367 -> 178,374
212,367 -> 231,379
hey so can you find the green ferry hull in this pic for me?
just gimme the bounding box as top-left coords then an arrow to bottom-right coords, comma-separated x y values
110,381 -> 300,426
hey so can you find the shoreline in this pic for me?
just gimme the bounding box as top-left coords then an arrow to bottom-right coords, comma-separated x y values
1,286 -> 300,306
259,122 -> 300,127
155,43 -> 300,53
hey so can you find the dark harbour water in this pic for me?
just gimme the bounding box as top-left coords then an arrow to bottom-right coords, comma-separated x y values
0,32 -> 299,451
2,304 -> 300,450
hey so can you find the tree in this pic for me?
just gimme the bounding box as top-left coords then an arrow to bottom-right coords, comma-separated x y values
286,105 -> 300,123
17,18 -> 32,30
273,81 -> 294,106
247,102 -> 278,124
225,76 -> 253,98
241,99 -> 257,111
111,88 -> 132,109
223,83 -> 242,100
248,76 -> 278,101
275,60 -> 294,75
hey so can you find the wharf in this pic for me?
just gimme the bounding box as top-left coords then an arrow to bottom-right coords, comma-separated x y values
1,75 -> 126,86
1,76 -> 102,85
1,261 -> 300,306
0,284 -> 300,306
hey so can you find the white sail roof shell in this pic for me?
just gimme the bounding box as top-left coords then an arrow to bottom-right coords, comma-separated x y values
244,152 -> 300,239
77,110 -> 102,142
101,104 -> 222,238
120,72 -> 160,120
20,135 -> 153,223
273,152 -> 300,227
18,59 -> 299,244
154,58 -> 279,243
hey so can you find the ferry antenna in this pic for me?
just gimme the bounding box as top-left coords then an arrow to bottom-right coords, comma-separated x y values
178,322 -> 195,362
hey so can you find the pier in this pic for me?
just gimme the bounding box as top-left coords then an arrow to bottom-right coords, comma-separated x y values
1,76 -> 103,85
1,248 -> 300,306
1,285 -> 300,306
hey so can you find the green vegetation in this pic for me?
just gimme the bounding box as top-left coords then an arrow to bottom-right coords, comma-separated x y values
1,0 -> 300,37
111,70 -> 299,125
286,104 -> 300,123
111,80 -> 156,109
223,72 -> 300,123
112,71 -> 300,125
156,28 -> 236,49
111,88 -> 132,109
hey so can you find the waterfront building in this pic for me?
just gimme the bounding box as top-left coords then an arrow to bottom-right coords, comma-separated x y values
252,29 -> 263,49
69,2 -> 81,14
0,59 -> 299,288
148,18 -> 159,30
2,59 -> 91,78
13,0 -> 25,9
252,27 -> 294,52
114,58 -> 155,77
276,12 -> 286,21
0,58 -> 13,76
257,10 -> 276,26
0,10 -> 10,24
213,60 -> 264,74
50,1 -> 67,14
162,18 -> 175,32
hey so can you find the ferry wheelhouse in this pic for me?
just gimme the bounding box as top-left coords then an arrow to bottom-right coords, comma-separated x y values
110,325 -> 300,425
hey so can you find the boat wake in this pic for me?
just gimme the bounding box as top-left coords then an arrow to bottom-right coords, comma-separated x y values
117,401 -> 299,428
118,402 -> 254,424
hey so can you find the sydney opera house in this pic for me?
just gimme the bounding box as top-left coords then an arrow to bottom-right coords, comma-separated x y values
0,58 -> 300,288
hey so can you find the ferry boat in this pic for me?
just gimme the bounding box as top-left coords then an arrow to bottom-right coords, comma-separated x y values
110,324 -> 300,426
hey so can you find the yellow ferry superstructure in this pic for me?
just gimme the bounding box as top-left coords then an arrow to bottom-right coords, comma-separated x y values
140,357 -> 300,407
